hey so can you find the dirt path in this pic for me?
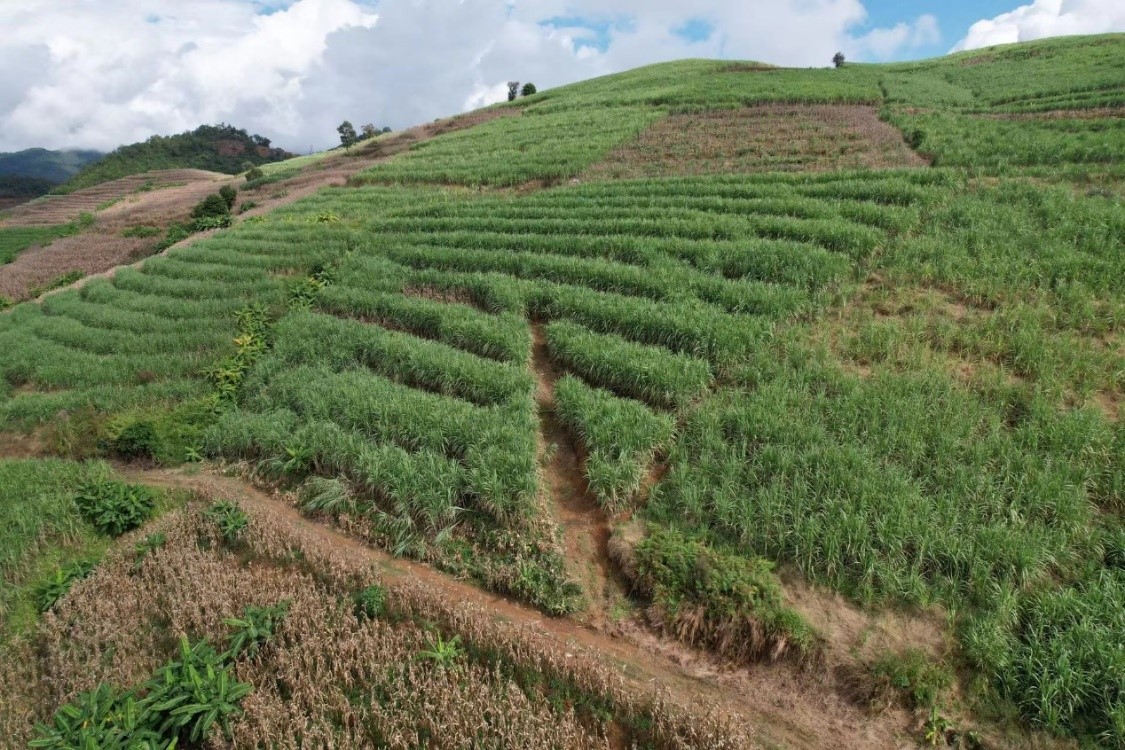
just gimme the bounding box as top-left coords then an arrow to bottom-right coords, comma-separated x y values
115,465 -> 913,750
529,324 -> 621,628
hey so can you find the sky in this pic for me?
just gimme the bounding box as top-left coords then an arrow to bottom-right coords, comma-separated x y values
0,0 -> 1122,154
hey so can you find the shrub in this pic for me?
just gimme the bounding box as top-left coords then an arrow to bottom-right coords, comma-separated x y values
28,683 -> 160,750
629,528 -> 821,663
870,649 -> 953,711
224,601 -> 290,660
121,225 -> 161,238
191,193 -> 231,221
238,200 -> 258,213
245,166 -> 264,182
218,185 -> 237,209
155,221 -> 192,251
75,480 -> 158,536
521,82 -> 537,97
110,419 -> 159,460
143,637 -> 252,744
192,214 -> 233,231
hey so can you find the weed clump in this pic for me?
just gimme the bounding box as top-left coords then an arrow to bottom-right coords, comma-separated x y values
75,480 -> 157,536
204,501 -> 249,543
627,528 -> 821,663
34,559 -> 95,612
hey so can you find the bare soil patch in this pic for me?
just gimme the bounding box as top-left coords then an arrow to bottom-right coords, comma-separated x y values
585,104 -> 928,180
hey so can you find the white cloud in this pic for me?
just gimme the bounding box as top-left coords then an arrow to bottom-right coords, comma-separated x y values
953,0 -> 1125,52
850,15 -> 940,60
0,0 -> 942,154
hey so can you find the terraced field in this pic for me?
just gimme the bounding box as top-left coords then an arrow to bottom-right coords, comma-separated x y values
0,33 -> 1122,750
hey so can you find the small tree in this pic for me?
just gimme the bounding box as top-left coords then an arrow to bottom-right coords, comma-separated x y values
832,52 -> 846,68
361,123 -> 378,140
337,120 -> 357,150
520,82 -> 537,97
218,185 -> 237,210
507,81 -> 520,102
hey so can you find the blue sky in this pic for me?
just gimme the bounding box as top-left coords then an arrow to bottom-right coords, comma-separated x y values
858,0 -> 1021,59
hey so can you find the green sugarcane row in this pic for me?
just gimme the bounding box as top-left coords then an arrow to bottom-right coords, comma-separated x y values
263,310 -> 533,407
318,283 -> 531,364
205,409 -> 467,535
554,375 -> 675,512
377,229 -> 851,291
399,193 -> 914,234
546,322 -> 712,409
386,269 -> 769,367
381,243 -> 810,318
374,211 -> 883,257
244,365 -> 538,522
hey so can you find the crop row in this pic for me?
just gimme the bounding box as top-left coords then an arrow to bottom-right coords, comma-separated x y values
545,321 -> 711,409
381,244 -> 810,318
262,310 -> 532,406
374,213 -> 885,257
378,229 -> 851,290
241,364 -> 538,522
554,376 -> 675,512
318,284 -> 531,364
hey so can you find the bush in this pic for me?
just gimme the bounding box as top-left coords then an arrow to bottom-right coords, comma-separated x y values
110,419 -> 159,460
354,584 -> 388,620
245,166 -> 264,182
521,82 -> 537,97
29,683 -> 160,749
870,649 -> 953,711
192,214 -> 233,231
191,192 -> 231,221
218,185 -> 237,209
630,528 -> 821,663
155,222 -> 192,251
121,225 -> 161,238
75,480 -> 158,536
238,200 -> 258,213
224,601 -> 290,660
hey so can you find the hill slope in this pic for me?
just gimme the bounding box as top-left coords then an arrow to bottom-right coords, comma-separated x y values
0,148 -> 104,183
55,124 -> 292,194
0,34 -> 1121,750
0,148 -> 105,208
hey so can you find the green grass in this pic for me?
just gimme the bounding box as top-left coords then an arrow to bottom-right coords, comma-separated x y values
0,459 -> 113,636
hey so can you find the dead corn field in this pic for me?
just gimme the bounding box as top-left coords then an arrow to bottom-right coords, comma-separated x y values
0,170 -> 224,228
0,477 -> 754,750
585,105 -> 929,179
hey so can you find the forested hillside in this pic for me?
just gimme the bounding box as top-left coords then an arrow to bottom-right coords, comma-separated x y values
56,124 -> 291,194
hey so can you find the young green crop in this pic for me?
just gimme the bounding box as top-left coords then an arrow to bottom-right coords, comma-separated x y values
547,321 -> 712,409
554,376 -> 675,511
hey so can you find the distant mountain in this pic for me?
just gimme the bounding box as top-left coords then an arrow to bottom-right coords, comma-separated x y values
0,148 -> 105,208
56,124 -> 293,194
